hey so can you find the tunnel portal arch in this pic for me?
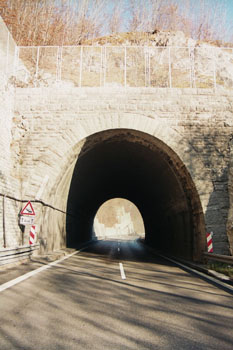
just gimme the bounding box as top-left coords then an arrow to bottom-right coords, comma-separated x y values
65,129 -> 206,261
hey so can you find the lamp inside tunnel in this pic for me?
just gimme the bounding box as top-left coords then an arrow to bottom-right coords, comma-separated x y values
66,129 -> 205,261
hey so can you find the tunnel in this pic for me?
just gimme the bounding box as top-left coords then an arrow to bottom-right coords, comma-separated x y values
66,129 -> 205,261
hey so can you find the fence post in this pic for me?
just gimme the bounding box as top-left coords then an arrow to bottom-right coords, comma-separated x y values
60,46 -> 63,82
13,45 -> 19,78
6,31 -> 10,77
100,46 -> 103,87
2,195 -> 6,248
144,49 -> 147,87
79,46 -> 83,87
145,48 -> 150,87
124,46 -> 127,88
148,49 -> 151,87
56,46 -> 62,82
189,47 -> 196,89
35,46 -> 40,81
104,46 -> 107,87
168,47 -> 172,88
193,47 -> 196,88
189,47 -> 192,88
212,47 -> 217,91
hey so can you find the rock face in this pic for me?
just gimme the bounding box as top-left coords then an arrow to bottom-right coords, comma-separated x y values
83,30 -> 196,47
1,16 -> 233,260
10,36 -> 233,91
227,140 -> 233,255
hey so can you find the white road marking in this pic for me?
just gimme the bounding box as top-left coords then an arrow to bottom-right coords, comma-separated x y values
119,262 -> 126,280
0,251 -> 78,293
118,247 -> 120,252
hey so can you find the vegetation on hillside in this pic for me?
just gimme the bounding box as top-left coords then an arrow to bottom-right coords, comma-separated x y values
0,0 -> 232,46
207,262 -> 233,279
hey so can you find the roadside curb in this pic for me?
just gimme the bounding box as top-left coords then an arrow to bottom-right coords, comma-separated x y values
138,240 -> 233,295
30,239 -> 97,263
0,240 -> 96,290
0,240 -> 97,293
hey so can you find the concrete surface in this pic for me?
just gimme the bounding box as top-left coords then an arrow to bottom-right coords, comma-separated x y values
0,240 -> 232,350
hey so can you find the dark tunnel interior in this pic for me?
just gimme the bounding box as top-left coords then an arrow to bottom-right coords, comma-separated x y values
66,129 -> 205,261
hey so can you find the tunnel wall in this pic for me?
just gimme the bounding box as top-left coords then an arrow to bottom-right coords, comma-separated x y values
10,86 -> 233,258
0,84 -> 23,248
0,18 -> 23,248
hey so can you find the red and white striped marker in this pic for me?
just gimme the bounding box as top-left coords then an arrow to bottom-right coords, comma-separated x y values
29,225 -> 36,245
206,232 -> 213,253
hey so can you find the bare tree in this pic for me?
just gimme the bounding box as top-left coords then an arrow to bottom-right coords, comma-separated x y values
184,0 -> 232,43
0,0 -> 232,45
109,0 -> 124,34
128,0 -> 150,32
0,0 -> 109,45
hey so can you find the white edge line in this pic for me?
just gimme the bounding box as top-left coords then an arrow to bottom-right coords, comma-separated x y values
160,254 -> 233,294
119,262 -> 126,280
0,250 -> 79,293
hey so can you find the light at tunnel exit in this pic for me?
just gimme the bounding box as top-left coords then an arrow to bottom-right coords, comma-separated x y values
93,198 -> 145,240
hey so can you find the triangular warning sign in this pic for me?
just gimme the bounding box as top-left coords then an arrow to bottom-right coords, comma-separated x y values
20,201 -> 35,216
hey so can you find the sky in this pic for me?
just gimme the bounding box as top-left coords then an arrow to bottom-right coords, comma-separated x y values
121,0 -> 233,42
226,0 -> 233,28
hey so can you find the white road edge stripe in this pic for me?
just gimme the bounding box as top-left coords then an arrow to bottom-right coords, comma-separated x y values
119,262 -> 126,280
0,250 -> 78,293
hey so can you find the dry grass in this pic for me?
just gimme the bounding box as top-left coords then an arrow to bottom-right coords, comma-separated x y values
11,37 -> 233,90
207,262 -> 233,279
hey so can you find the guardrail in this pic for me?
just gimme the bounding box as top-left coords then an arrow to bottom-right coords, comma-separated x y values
12,45 -> 233,89
0,244 -> 40,266
203,252 -> 233,265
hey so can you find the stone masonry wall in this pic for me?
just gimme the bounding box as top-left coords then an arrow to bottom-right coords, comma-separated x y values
0,18 -> 22,249
12,86 -> 233,255
0,83 -> 22,248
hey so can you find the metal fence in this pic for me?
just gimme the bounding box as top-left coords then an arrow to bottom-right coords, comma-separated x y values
7,44 -> 233,89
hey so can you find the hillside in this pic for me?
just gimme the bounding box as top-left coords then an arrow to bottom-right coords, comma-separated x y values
82,30 -> 196,47
5,30 -> 233,90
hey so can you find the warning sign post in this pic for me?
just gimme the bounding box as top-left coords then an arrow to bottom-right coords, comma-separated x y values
20,216 -> 34,225
20,201 -> 35,226
20,201 -> 35,216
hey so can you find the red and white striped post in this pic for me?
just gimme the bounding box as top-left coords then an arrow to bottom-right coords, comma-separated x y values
206,232 -> 213,253
29,225 -> 36,245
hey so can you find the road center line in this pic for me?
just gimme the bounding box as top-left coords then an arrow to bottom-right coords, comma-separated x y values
118,247 -> 120,252
119,262 -> 126,279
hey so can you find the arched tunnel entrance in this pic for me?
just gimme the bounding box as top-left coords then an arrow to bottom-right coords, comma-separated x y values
66,129 -> 205,261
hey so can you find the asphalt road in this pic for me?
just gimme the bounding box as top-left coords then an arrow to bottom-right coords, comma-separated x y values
0,239 -> 233,350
